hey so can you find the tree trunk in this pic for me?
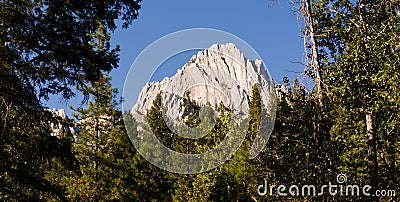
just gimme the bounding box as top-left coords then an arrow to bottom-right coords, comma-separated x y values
303,0 -> 323,107
366,108 -> 378,201
300,2 -> 333,201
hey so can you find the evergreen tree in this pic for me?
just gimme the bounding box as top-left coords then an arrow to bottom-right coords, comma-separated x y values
291,0 -> 400,201
64,76 -> 140,200
1,1 -> 141,199
144,93 -> 243,201
307,1 -> 400,201
254,78 -> 318,201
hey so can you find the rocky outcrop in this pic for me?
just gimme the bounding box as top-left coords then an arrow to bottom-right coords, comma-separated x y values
48,108 -> 79,137
131,43 -> 274,123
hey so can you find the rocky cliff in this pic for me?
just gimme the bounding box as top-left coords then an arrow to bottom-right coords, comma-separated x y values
131,43 -> 274,124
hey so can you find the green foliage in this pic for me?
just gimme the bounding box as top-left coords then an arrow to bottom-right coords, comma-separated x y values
145,93 -> 175,149
303,0 -> 400,200
140,85 -> 265,201
0,108 -> 76,201
182,91 -> 202,128
247,84 -> 262,144
1,1 -> 141,200
2,1 -> 399,201
256,79 -> 325,201
63,76 -> 136,200
2,0 -> 141,100
124,112 -> 174,201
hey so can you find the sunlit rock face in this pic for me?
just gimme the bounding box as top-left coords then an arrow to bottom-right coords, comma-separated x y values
131,43 -> 273,123
48,109 -> 79,137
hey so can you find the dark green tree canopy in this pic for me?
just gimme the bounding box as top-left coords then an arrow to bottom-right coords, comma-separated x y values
1,1 -> 141,200
1,0 -> 141,100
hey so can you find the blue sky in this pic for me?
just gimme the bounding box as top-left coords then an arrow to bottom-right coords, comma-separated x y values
45,0 -> 305,115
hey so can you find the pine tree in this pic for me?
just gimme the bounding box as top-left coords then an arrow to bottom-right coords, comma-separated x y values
1,1 -> 141,199
299,1 -> 400,201
62,76 -> 140,200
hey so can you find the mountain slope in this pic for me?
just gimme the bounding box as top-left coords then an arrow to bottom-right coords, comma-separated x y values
131,43 -> 274,123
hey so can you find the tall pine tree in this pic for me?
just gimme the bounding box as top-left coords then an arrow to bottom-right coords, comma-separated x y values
65,76 -> 140,200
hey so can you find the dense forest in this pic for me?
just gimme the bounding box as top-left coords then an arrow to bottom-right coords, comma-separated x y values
1,0 -> 399,201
